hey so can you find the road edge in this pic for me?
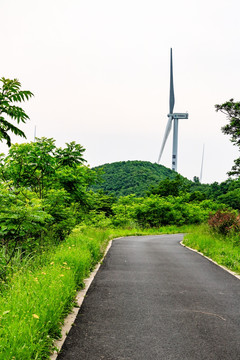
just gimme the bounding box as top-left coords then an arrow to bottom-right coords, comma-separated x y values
50,237 -> 121,359
180,240 -> 240,280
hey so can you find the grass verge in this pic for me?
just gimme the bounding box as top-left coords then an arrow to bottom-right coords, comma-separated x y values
183,224 -> 240,274
0,224 -> 191,360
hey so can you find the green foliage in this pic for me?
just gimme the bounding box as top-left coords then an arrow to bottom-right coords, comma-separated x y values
130,195 -> 211,227
0,138 -> 56,198
0,227 -> 107,359
215,99 -> 240,147
0,78 -> 33,146
42,189 -> 77,241
189,178 -> 240,206
215,99 -> 240,176
85,194 -> 221,229
92,160 -> 180,197
188,191 -> 206,202
88,190 -> 116,216
147,174 -> 190,197
0,138 -> 98,277
0,138 -> 89,200
83,210 -> 113,228
183,224 -> 240,274
217,188 -> 240,210
0,183 -> 51,278
111,195 -> 140,228
56,164 -> 97,207
55,141 -> 86,167
91,160 -> 240,206
0,183 -> 50,247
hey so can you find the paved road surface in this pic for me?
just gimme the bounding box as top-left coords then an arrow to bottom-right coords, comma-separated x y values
57,234 -> 240,360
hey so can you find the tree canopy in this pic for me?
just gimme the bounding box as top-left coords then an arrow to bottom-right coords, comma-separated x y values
0,78 -> 34,146
215,99 -> 240,176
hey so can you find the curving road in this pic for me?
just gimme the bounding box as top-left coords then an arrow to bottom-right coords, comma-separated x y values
57,234 -> 240,360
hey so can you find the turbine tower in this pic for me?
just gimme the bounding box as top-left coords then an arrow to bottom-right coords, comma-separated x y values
158,48 -> 188,171
200,144 -> 205,183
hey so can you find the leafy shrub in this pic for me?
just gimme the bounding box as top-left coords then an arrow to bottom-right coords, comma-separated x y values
133,196 -> 177,227
147,174 -> 190,197
208,210 -> 240,235
188,191 -> 206,202
43,188 -> 77,241
0,184 -> 52,279
111,195 -> 139,228
0,138 -> 98,266
217,188 -> 240,210
0,184 -> 50,249
111,195 -> 212,228
83,210 -> 113,228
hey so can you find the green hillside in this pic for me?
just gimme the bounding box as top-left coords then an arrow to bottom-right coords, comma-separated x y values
92,160 -> 184,197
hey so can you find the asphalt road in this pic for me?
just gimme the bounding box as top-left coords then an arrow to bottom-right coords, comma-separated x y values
57,234 -> 240,360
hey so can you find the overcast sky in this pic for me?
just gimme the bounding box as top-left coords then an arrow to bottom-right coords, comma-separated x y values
1,0 -> 240,184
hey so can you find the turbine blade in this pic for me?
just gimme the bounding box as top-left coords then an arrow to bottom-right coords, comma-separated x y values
158,116 -> 173,163
169,48 -> 175,114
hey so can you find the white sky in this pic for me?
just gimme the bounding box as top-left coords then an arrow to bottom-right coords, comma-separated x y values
1,0 -> 240,184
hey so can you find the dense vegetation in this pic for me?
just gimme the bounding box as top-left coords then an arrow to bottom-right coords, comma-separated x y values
0,138 -> 101,280
92,160 -> 178,197
92,160 -> 240,210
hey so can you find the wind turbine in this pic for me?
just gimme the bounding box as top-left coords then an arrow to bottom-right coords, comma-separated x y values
158,48 -> 188,172
200,144 -> 205,183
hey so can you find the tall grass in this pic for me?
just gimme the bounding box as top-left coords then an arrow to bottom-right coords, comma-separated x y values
0,227 -> 108,359
183,224 -> 240,274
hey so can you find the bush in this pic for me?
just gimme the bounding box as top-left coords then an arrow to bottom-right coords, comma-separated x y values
0,185 -> 50,248
113,195 -> 211,228
43,188 -> 78,241
83,210 -> 113,228
208,210 -> 240,236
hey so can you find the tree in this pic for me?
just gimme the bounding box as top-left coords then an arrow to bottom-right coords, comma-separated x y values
55,141 -> 86,167
0,137 -> 98,245
218,188 -> 240,210
0,77 -> 34,146
147,174 -> 189,197
0,138 -> 56,198
215,99 -> 240,176
0,138 -> 89,200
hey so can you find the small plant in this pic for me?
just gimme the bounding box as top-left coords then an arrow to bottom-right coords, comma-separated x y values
208,210 -> 240,236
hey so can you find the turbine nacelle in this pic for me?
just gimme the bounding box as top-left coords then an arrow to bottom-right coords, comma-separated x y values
169,113 -> 188,119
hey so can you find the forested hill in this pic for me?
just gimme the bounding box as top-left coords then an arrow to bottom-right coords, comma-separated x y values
92,160 -> 185,197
